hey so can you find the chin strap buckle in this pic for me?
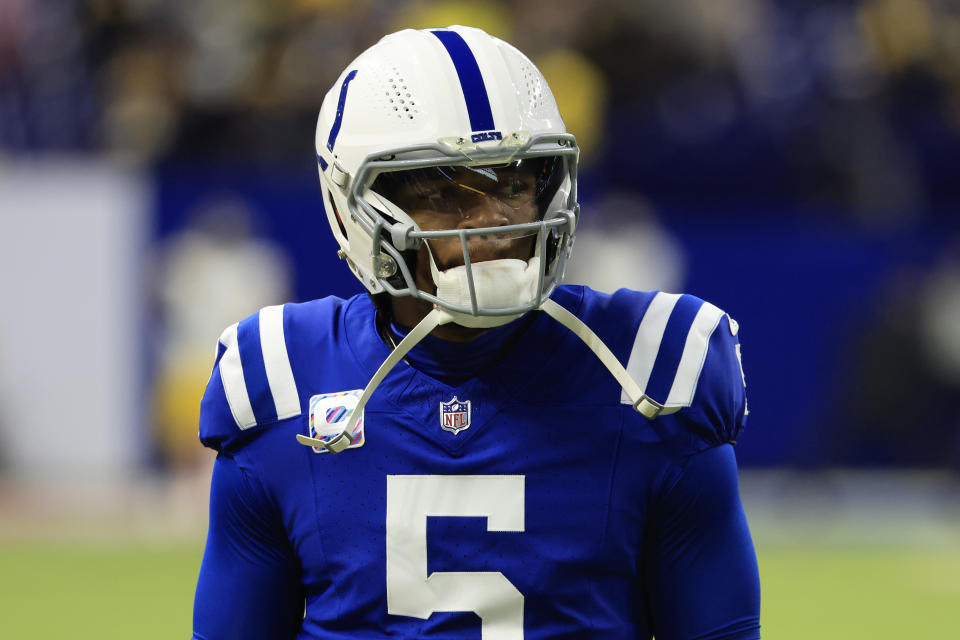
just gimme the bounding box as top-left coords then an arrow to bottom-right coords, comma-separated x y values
633,396 -> 664,419
295,431 -> 353,453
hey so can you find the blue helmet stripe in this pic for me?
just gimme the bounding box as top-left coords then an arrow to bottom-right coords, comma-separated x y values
430,30 -> 495,132
236,312 -> 278,425
643,295 -> 705,404
326,69 -> 358,152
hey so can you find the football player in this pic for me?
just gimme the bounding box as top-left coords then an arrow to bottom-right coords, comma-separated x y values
193,26 -> 760,640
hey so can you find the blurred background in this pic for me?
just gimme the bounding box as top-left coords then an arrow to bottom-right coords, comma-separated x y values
1,0 -> 959,637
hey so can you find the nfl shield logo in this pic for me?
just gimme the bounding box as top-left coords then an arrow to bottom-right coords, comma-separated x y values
440,396 -> 471,435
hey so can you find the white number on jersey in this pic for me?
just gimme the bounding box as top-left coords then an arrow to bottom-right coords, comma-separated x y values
386,475 -> 526,639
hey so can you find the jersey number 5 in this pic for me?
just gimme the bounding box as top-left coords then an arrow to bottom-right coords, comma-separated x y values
386,475 -> 525,639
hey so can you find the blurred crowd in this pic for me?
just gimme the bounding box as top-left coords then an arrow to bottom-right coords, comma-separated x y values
2,0 -> 960,219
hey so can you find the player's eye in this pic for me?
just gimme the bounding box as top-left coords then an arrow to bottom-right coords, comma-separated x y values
499,179 -> 530,198
423,186 -> 459,204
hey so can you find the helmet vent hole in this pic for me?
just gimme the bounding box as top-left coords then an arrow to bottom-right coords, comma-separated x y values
516,59 -> 551,119
377,66 -> 419,122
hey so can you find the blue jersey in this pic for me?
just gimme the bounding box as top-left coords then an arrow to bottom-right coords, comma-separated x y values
192,285 -> 760,640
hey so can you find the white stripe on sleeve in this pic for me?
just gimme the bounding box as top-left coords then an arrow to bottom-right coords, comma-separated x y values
259,304 -> 301,420
620,292 -> 681,405
665,301 -> 725,408
217,322 -> 257,430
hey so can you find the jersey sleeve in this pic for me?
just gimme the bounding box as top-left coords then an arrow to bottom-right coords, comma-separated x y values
674,312 -> 748,446
643,444 -> 761,640
616,291 -> 748,448
192,452 -> 304,640
199,304 -> 303,452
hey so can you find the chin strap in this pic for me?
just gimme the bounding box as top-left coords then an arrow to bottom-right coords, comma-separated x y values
538,299 -> 673,419
295,307 -> 454,452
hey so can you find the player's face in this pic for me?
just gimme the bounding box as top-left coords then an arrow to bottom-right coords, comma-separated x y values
379,162 -> 541,277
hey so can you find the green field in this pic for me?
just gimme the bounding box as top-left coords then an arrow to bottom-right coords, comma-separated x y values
1,544 -> 957,638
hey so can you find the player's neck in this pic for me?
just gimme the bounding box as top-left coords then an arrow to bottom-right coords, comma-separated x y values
389,295 -> 489,342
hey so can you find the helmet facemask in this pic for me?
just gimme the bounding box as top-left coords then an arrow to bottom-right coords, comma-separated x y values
346,133 -> 579,327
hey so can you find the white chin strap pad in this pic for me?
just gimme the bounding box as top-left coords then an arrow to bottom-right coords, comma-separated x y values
433,256 -> 541,327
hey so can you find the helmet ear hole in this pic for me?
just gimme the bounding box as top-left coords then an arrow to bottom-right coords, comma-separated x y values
534,156 -> 566,218
326,189 -> 349,240
544,228 -> 561,270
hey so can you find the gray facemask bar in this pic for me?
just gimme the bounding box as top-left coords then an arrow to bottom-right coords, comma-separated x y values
343,132 -> 579,317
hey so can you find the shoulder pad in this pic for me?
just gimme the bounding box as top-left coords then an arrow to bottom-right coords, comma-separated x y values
620,292 -> 747,444
199,304 -> 302,451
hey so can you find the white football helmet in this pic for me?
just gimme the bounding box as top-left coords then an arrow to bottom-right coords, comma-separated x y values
314,25 -> 579,327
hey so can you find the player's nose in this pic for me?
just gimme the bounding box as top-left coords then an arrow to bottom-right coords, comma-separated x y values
458,195 -> 510,229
